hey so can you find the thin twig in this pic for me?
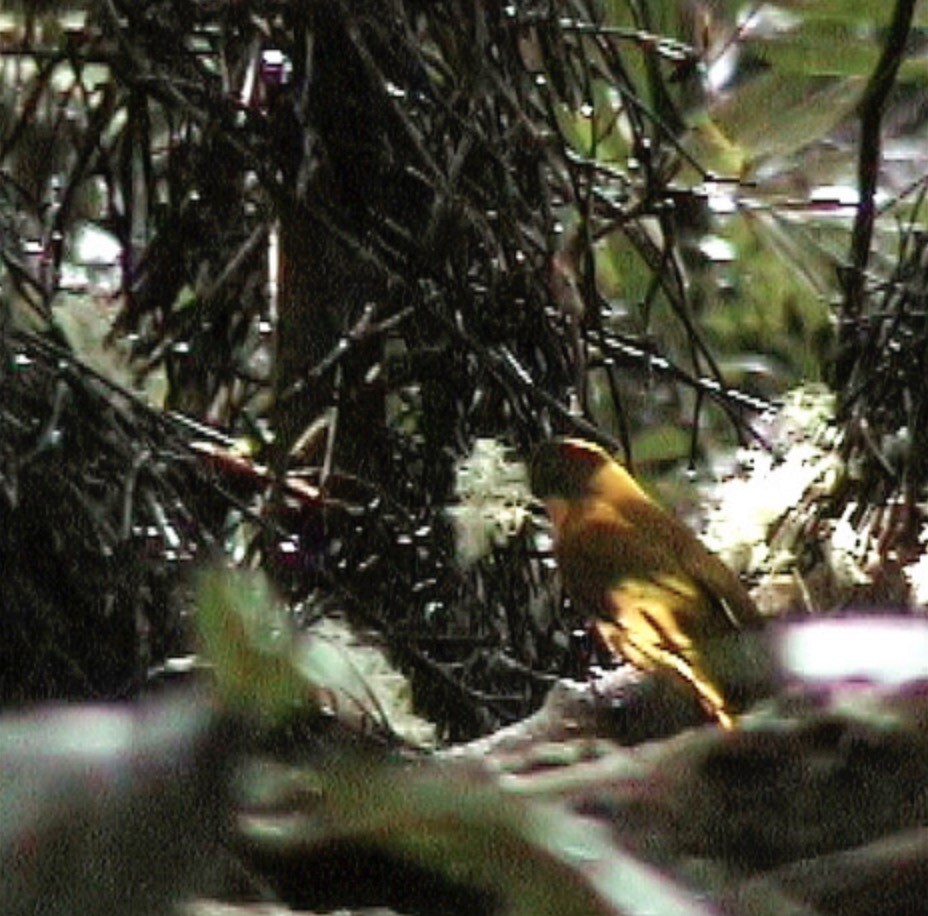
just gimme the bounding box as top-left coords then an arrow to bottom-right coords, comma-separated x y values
837,0 -> 918,388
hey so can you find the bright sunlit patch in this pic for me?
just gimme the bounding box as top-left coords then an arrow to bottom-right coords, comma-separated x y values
780,618 -> 928,685
699,182 -> 737,215
809,185 -> 860,208
699,235 -> 735,263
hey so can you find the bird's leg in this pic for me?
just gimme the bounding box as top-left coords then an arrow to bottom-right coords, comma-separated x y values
586,620 -> 646,705
574,623 -> 623,703
564,625 -> 596,680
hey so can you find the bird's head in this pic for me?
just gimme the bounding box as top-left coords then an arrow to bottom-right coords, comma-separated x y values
530,437 -> 616,500
531,438 -> 651,536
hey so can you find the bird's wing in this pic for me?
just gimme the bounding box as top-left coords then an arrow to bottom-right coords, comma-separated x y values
620,497 -> 763,630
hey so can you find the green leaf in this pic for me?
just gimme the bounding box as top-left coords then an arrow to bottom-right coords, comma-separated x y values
239,757 -> 717,916
196,568 -> 317,722
631,424 -> 693,465
196,569 -> 427,740
710,75 -> 864,163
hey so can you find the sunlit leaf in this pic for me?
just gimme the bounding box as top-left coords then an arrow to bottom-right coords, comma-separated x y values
679,113 -> 749,180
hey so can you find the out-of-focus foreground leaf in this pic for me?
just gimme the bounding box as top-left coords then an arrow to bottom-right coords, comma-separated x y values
0,692 -> 232,916
196,568 -> 433,743
196,568 -> 316,723
237,754 -> 717,916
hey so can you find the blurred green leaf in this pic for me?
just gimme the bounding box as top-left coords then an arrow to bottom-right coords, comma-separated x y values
710,75 -> 864,164
51,291 -> 168,407
172,284 -> 198,313
631,424 -> 692,465
240,757 -> 717,916
698,210 -> 835,383
196,568 -> 319,723
196,569 -> 427,741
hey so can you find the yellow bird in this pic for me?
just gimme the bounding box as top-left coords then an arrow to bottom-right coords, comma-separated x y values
531,437 -> 764,728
